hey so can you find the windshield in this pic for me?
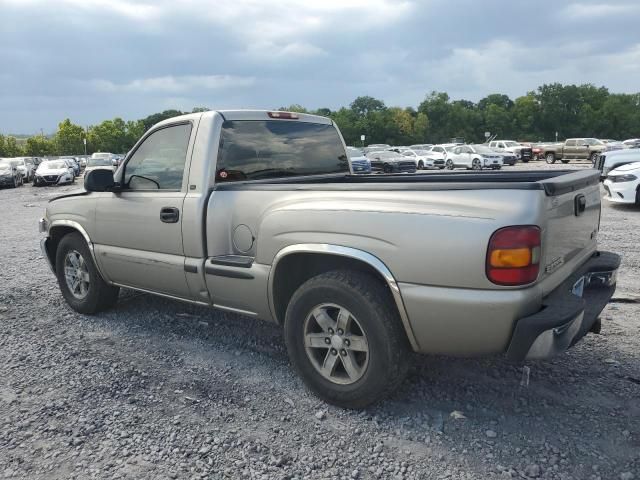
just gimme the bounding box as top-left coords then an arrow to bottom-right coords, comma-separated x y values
87,158 -> 113,167
216,120 -> 348,181
40,161 -> 66,169
92,153 -> 111,159
444,146 -> 456,152
346,147 -> 364,158
472,145 -> 496,154
503,141 -> 519,147
9,160 -> 23,167
0,162 -> 11,171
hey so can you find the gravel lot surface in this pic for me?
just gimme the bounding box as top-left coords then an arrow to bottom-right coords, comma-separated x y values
1,162 -> 638,480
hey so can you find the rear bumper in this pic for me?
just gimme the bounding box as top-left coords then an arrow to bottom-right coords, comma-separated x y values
506,251 -> 620,361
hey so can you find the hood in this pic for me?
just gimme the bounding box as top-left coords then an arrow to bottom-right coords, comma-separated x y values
37,167 -> 69,175
605,148 -> 640,158
608,162 -> 640,175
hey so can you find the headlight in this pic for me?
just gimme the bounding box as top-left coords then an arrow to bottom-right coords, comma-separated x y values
609,174 -> 637,183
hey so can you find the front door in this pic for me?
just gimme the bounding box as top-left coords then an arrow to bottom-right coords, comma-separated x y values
93,122 -> 194,299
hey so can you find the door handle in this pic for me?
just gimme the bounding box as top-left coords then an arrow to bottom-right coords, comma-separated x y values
160,207 -> 180,223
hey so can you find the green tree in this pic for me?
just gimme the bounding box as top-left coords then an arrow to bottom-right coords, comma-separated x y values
55,119 -> 85,155
87,118 -> 128,153
140,109 -> 184,131
24,135 -> 53,156
350,96 -> 386,117
5,136 -> 24,156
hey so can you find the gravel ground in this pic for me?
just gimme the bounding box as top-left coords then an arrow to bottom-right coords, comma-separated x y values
1,163 -> 638,480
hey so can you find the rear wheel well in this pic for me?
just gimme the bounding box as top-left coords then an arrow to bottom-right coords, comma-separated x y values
46,226 -> 82,272
272,253 -> 392,325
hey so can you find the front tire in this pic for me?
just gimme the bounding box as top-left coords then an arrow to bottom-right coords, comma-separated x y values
445,159 -> 454,170
472,158 -> 482,170
55,232 -> 120,314
418,160 -> 424,170
545,153 -> 556,164
589,152 -> 599,164
284,270 -> 410,409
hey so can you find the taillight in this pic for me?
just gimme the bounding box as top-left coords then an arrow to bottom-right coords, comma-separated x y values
268,111 -> 299,119
486,226 -> 541,286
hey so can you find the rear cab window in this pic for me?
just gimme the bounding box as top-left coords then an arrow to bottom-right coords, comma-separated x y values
215,120 -> 348,182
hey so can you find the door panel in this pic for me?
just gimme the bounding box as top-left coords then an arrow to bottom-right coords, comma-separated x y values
94,191 -> 190,297
92,122 -> 194,299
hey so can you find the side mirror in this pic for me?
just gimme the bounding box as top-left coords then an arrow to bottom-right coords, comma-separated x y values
583,144 -> 590,148
85,169 -> 116,192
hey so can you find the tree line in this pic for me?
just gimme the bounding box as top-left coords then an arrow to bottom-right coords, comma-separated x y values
1,83 -> 639,157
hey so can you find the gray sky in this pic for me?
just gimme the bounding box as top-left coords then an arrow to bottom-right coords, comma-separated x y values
1,0 -> 639,134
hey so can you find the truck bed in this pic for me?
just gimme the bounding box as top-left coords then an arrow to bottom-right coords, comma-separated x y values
214,169 -> 600,196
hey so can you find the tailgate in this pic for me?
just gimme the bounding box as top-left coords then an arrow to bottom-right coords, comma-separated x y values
537,170 -> 601,293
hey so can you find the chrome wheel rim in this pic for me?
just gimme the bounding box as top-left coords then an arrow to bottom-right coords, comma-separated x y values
446,160 -> 453,169
64,250 -> 90,299
303,303 -> 369,385
472,159 -> 481,170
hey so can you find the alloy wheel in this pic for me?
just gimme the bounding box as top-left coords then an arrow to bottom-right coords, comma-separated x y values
303,303 -> 369,385
63,250 -> 91,299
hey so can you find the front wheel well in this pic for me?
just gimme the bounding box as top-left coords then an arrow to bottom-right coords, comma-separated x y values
271,253 -> 393,325
45,226 -> 83,272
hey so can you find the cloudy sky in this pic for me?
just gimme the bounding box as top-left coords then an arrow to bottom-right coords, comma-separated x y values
1,0 -> 639,133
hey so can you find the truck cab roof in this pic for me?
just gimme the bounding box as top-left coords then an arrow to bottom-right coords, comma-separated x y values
154,110 -> 333,129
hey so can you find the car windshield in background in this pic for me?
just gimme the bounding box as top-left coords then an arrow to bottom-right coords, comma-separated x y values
585,138 -> 604,145
346,147 -> 364,158
444,146 -> 456,151
9,160 -> 22,167
87,158 -> 113,167
413,150 -> 429,155
40,161 -> 66,169
503,141 -> 520,147
216,120 -> 348,181
0,162 -> 11,171
474,145 -> 497,154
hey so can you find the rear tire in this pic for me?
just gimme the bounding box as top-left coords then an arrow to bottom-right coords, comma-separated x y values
545,153 -> 556,164
55,232 -> 120,314
284,270 -> 410,409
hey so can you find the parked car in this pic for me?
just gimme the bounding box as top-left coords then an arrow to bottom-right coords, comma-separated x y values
402,149 -> 435,170
622,139 -> 640,149
346,147 -> 371,174
9,158 -> 33,182
363,144 -> 390,155
538,138 -> 608,164
0,159 -> 24,188
60,158 -> 80,177
84,157 -> 117,175
423,144 -> 457,169
488,140 -> 533,163
34,160 -> 75,186
603,162 -> 640,205
39,109 -> 620,408
594,148 -> 640,178
366,150 -> 416,173
446,144 -> 503,170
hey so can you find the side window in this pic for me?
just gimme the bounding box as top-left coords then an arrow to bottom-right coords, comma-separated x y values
124,123 -> 192,190
566,139 -> 576,147
489,142 -> 496,147
497,142 -> 505,148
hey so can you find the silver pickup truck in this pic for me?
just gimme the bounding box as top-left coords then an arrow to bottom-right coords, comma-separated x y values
39,110 -> 620,408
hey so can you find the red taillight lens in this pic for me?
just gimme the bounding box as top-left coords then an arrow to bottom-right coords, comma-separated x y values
486,226 -> 541,286
268,111 -> 299,119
